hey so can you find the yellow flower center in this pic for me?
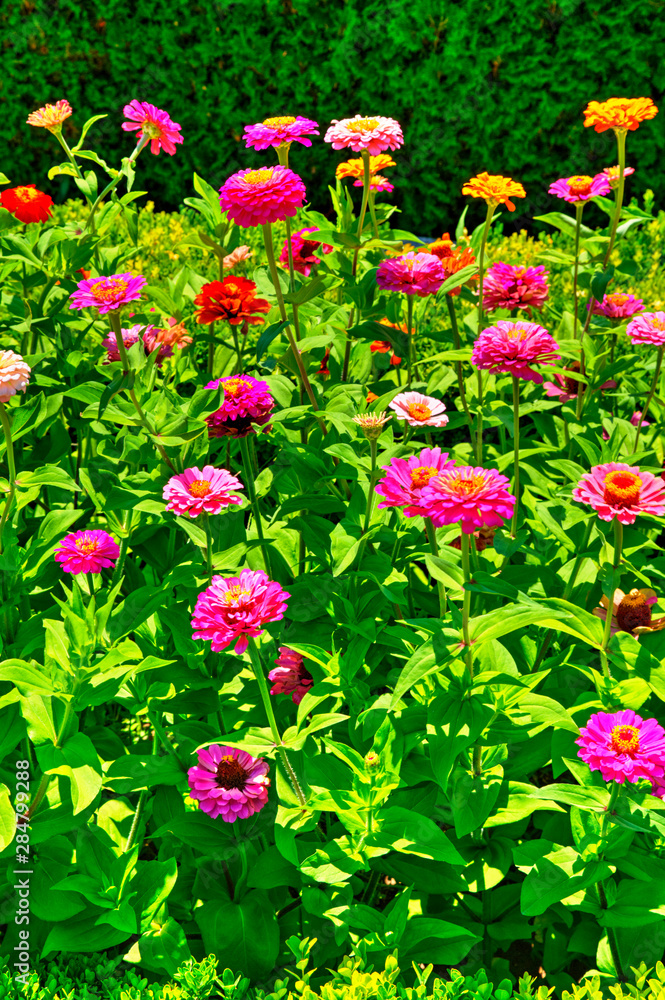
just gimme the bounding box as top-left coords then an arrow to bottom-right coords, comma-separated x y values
222,585 -> 251,605
410,466 -> 438,488
567,175 -> 594,197
222,377 -> 250,397
609,723 -> 640,755
142,121 -> 162,139
243,169 -> 274,185
263,116 -> 296,127
649,317 -> 665,332
75,538 -> 99,555
616,589 -> 652,632
346,117 -> 380,133
188,479 -> 212,498
14,186 -> 40,202
90,278 -> 129,303
438,471 -> 488,497
606,293 -> 630,306
505,325 -> 528,340
407,402 -> 432,421
603,470 -> 642,506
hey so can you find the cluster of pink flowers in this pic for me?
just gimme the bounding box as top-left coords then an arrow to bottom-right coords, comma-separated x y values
482,262 -> 549,315
191,568 -> 290,654
472,321 -> 560,383
204,375 -> 275,438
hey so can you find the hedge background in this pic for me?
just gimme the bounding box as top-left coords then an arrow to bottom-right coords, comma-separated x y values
2,0 -> 664,234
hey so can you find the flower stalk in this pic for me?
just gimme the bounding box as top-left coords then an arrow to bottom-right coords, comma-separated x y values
632,345 -> 663,454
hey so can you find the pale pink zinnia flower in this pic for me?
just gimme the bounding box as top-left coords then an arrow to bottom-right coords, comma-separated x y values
0,350 -> 31,404
576,710 -> 665,786
223,245 -> 253,269
375,447 -> 456,517
204,375 -> 275,438
376,252 -> 446,297
591,292 -> 644,319
601,165 -> 635,189
419,466 -> 516,534
122,100 -> 183,156
572,462 -> 665,524
279,228 -> 333,276
219,166 -> 306,228
626,312 -> 665,347
69,273 -> 146,314
54,529 -> 120,575
269,648 -> 314,705
389,392 -> 449,428
101,325 -> 172,366
324,115 -> 403,155
548,173 -> 611,204
482,262 -> 549,315
472,321 -> 560,383
163,466 -> 244,518
243,115 -> 319,149
187,745 -> 270,822
191,568 -> 290,654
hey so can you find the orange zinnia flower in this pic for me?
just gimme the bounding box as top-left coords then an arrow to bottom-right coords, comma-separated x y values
583,97 -> 658,134
462,173 -> 526,212
426,233 -> 477,294
335,154 -> 396,180
194,277 -> 270,327
0,185 -> 53,224
27,99 -> 73,132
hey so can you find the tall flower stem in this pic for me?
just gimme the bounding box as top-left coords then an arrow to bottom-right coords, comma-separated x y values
84,134 -> 150,233
424,517 -> 447,617
352,150 -> 372,277
573,202 -> 584,341
275,144 -> 303,344
474,202 -> 495,464
124,715 -> 159,852
510,375 -> 521,539
246,637 -> 307,810
203,512 -> 214,585
632,346 -> 663,454
600,518 -> 623,680
369,191 -> 379,238
406,295 -> 415,386
0,402 -> 17,556
445,295 -> 473,431
461,532 -> 474,679
597,783 -> 625,980
361,438 -> 378,536
239,436 -> 271,576
208,321 -> 216,375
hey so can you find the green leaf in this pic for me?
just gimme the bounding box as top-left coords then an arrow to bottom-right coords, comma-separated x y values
370,806 -> 465,863
256,320 -> 289,361
194,891 -> 279,980
531,784 -> 609,811
450,765 -> 504,838
124,916 -> 191,977
36,733 -> 103,814
98,370 -> 135,420
0,784 -> 16,851
400,916 -> 481,965
521,853 -> 612,916
129,859 -> 178,933
16,465 -> 79,492
71,114 -> 108,151
534,212 -> 594,239
42,909 -> 133,956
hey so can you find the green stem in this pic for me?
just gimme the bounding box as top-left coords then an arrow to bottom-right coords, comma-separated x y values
632,346 -> 663,454
573,202 -> 583,341
461,532 -> 474,679
203,512 -> 213,585
472,745 -> 482,777
351,150 -> 372,277
25,699 -> 75,821
54,132 -> 87,185
111,534 -> 130,586
361,438 -> 378,536
445,295 -> 473,431
124,714 -> 159,852
208,320 -> 216,376
510,375 -> 520,539
0,402 -> 17,556
369,190 -> 379,239
84,134 -> 150,233
239,436 -> 271,576
425,517 -> 447,617
600,518 -> 623,680
406,295 -> 415,386
474,203 -> 495,465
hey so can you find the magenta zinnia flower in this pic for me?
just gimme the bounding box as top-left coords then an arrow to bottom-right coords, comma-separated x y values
576,710 -> 665,786
279,228 -> 333,276
483,262 -> 549,315
69,273 -> 146,314
122,100 -> 183,156
101,325 -> 172,366
0,350 -> 31,404
419,466 -> 516,533
626,312 -> 665,347
472,321 -> 560,384
375,447 -> 456,517
243,115 -> 319,150
591,292 -> 643,319
187,745 -> 270,822
204,375 -> 275,438
389,392 -> 449,428
572,462 -> 665,524
376,252 -> 446,297
191,568 -> 290,654
219,166 -> 306,228
548,173 -> 611,204
54,529 -> 120,575
324,115 -> 403,155
163,466 -> 244,518
269,648 -> 314,705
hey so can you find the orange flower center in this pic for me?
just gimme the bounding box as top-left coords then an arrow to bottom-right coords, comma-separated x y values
439,471 -> 488,497
505,325 -> 528,340
189,479 -> 212,498
603,470 -> 642,506
14,186 -> 40,202
75,538 -> 99,555
346,117 -> 380,133
566,175 -> 594,197
649,317 -> 665,332
410,466 -> 438,488
90,278 -> 129,303
407,402 -> 432,421
609,723 -> 640,755
616,588 -> 652,632
606,293 -> 630,306
222,585 -> 251,605
222,378 -> 249,396
263,116 -> 296,127
244,169 -> 274,185
215,754 -> 247,789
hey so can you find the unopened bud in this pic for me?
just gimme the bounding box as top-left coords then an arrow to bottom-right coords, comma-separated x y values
353,411 -> 390,441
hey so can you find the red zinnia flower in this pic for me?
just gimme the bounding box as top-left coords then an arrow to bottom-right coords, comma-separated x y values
194,277 -> 270,327
0,185 -> 53,224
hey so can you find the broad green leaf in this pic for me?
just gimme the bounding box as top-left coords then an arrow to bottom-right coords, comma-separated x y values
194,891 -> 279,979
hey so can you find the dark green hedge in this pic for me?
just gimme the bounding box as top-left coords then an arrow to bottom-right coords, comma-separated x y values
2,0 -> 664,234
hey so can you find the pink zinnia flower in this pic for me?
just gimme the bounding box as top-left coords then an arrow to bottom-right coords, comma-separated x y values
376,252 -> 446,297
375,447 -> 456,517
631,410 -> 650,428
121,100 -> 183,156
0,350 -> 31,404
324,115 -> 403,155
191,568 -> 290,654
389,392 -> 449,428
548,174 -> 611,204
223,245 -> 253,269
187,744 -> 270,822
482,262 -> 549,315
101,325 -> 172,366
626,312 -> 665,347
269,648 -> 314,705
419,466 -> 516,534
545,364 -> 615,405
279,228 -> 333,277
601,165 -> 635,189
591,292 -> 644,319
243,115 -> 319,150
472,321 -> 560,384
576,710 -> 665,786
54,529 -> 120,575
572,461 -> 665,524
163,466 -> 244,518
69,273 -> 146,314
219,166 -> 306,228
353,175 -> 394,192
204,375 -> 275,438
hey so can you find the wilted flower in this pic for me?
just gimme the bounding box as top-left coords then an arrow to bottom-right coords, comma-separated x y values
243,115 -> 319,150
602,165 -> 635,189
591,292 -> 643,319
419,466 -> 516,533
194,278 -> 270,327
324,115 -> 403,155
69,273 -> 146,314
462,173 -> 526,212
336,154 -> 396,179
187,745 -> 270,822
450,527 -> 496,552
548,174 -> 611,204
483,262 -> 549,315
389,392 -> 448,428
572,462 -> 665,524
269,648 -> 314,705
593,587 -> 665,636
54,529 -> 120,575
27,99 -> 72,132
223,245 -> 253,269
377,252 -> 446,297
204,375 -> 275,438
375,447 -> 456,517
0,351 -> 31,404
544,364 -> 615,404
0,185 -> 53,224
353,411 -> 391,440
472,321 -> 560,383
583,97 -> 658,133
122,100 -> 183,155
191,568 -> 290,654
371,341 -> 401,366
279,228 -> 333,276
626,312 -> 665,347
576,710 -> 665,785
219,166 -> 306,228
163,465 -> 244,518
151,317 -> 193,349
